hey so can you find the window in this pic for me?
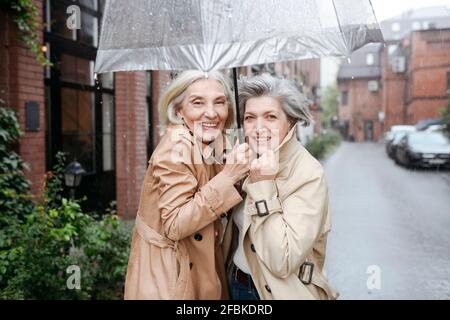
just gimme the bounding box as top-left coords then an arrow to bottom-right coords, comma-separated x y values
366,53 -> 374,66
45,0 -> 115,210
341,91 -> 348,105
391,22 -> 400,32
50,0 -> 76,40
47,0 -> 100,47
60,54 -> 94,85
61,88 -> 95,173
100,72 -> 114,89
79,0 -> 98,10
79,11 -> 99,46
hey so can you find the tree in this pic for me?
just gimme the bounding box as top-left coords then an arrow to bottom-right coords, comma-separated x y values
439,97 -> 450,139
320,84 -> 339,129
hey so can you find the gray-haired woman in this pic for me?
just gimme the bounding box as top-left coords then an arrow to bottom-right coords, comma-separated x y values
222,73 -> 339,300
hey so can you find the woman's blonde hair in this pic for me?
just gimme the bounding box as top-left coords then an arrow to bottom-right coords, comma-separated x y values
158,70 -> 236,133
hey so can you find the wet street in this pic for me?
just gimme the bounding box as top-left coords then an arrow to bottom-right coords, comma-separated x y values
323,142 -> 450,299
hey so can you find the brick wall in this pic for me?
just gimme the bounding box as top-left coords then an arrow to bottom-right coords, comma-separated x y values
407,98 -> 449,123
338,79 -> 382,142
0,1 -> 46,199
381,48 -> 408,131
150,70 -> 172,147
405,30 -> 450,123
115,71 -> 148,219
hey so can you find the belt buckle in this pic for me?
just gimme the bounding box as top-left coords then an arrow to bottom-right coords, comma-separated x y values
299,262 -> 314,285
255,200 -> 269,217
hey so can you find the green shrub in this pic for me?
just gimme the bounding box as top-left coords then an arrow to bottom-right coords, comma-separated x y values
0,106 -> 132,299
439,97 -> 450,139
305,130 -> 341,160
0,106 -> 34,292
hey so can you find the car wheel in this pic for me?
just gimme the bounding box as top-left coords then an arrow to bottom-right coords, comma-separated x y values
394,151 -> 400,165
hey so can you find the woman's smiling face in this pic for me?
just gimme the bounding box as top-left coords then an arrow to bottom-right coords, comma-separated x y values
243,96 -> 292,155
178,78 -> 229,143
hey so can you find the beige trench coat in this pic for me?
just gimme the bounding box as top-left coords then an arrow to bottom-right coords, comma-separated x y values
222,126 -> 339,300
125,124 -> 242,300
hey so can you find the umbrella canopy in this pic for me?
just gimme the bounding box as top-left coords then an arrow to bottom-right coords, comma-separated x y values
94,0 -> 384,74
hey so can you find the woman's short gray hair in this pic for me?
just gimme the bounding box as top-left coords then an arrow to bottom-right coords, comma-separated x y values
238,73 -> 313,127
159,70 -> 236,132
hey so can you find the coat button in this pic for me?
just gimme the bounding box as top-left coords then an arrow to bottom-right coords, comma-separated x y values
194,233 -> 203,241
265,285 -> 272,293
189,262 -> 193,269
250,244 -> 256,252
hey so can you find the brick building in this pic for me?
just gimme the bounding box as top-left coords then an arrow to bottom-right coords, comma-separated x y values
1,0 -> 322,218
404,29 -> 450,124
337,6 -> 450,142
1,0 -> 171,218
337,43 -> 383,141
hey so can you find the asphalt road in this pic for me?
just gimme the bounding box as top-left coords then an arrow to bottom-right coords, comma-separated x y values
323,142 -> 450,299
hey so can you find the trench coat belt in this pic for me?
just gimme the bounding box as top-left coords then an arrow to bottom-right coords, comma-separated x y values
134,213 -> 191,298
310,272 -> 339,300
135,213 -> 178,249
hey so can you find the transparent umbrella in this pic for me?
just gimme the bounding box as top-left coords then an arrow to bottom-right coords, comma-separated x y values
95,0 -> 384,124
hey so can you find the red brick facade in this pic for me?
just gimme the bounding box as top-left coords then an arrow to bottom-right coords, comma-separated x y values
338,79 -> 382,141
405,30 -> 450,124
381,49 -> 407,132
114,70 -> 171,218
0,1 -> 46,198
114,71 -> 147,218
340,28 -> 450,141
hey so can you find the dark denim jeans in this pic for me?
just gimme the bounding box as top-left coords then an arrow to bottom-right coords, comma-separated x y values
229,274 -> 260,300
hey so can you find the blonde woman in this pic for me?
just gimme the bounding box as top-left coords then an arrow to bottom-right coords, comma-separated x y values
125,70 -> 251,299
223,74 -> 339,300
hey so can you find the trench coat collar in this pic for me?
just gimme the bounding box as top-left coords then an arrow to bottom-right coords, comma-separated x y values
276,124 -> 299,164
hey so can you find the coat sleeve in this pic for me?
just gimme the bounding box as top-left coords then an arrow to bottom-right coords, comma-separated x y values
243,170 -> 328,278
153,149 -> 242,242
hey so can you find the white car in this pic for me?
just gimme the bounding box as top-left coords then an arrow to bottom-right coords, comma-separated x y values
385,125 -> 416,142
425,124 -> 446,133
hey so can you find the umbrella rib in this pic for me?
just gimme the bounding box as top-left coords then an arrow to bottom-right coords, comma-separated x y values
331,0 -> 350,57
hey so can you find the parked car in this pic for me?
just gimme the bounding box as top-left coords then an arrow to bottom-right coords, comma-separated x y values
395,131 -> 450,168
415,118 -> 442,131
385,125 -> 416,158
387,131 -> 409,159
425,124 -> 446,133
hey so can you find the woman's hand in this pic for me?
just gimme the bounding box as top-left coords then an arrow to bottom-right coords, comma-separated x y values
249,150 -> 278,183
220,143 -> 254,184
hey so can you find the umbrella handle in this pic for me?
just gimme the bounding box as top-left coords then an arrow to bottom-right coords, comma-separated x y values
232,68 -> 244,144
